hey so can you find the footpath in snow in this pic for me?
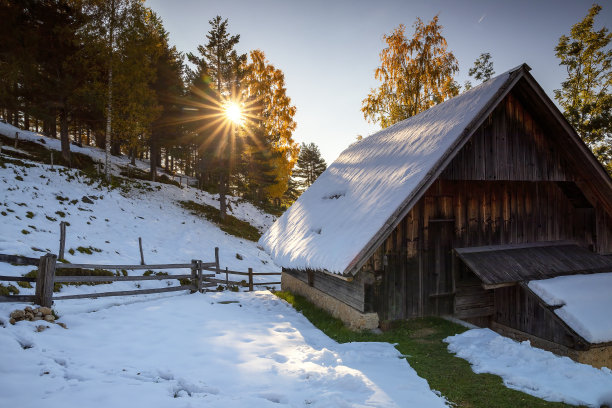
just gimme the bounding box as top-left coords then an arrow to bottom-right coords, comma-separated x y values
0,291 -> 448,408
445,328 -> 612,407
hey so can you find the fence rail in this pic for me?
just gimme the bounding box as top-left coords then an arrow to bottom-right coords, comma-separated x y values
0,254 -> 39,266
0,247 -> 282,306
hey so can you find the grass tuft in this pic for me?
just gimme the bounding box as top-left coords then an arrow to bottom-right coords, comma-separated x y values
178,200 -> 261,241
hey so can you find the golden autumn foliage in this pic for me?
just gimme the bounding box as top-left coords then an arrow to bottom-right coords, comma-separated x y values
362,15 -> 459,128
243,50 -> 299,199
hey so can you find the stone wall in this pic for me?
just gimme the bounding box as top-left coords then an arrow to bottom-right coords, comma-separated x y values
282,272 -> 379,330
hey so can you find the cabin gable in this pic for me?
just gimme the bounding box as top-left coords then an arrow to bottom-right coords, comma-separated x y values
359,89 -> 612,322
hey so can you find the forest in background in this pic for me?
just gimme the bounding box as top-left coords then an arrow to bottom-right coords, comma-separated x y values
0,0 -> 321,214
1,1 -> 609,217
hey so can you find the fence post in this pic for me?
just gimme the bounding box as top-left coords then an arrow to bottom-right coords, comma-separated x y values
214,247 -> 220,275
248,268 -> 253,292
50,151 -> 54,169
190,260 -> 198,294
198,260 -> 203,293
138,237 -> 145,265
14,131 -> 19,149
58,221 -> 67,260
35,254 -> 56,307
225,267 -> 229,289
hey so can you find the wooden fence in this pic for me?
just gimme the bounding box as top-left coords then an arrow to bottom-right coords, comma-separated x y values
0,248 -> 282,307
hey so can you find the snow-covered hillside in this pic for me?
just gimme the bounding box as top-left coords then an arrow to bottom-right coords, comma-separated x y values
0,158 -> 278,292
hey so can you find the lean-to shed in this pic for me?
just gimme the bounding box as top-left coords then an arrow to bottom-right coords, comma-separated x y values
259,64 -> 612,367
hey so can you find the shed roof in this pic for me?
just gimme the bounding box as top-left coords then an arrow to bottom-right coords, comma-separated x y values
259,63 -> 612,276
455,241 -> 612,288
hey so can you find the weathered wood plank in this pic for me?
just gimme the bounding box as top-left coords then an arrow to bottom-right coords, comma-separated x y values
53,285 -> 192,300
55,263 -> 194,270
0,295 -> 36,302
0,275 -> 36,283
454,306 -> 494,319
53,274 -> 197,283
36,254 -> 56,307
0,254 -> 39,266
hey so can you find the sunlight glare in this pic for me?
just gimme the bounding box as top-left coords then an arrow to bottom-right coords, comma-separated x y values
225,101 -> 244,125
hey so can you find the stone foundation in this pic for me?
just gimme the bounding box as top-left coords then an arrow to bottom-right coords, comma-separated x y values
281,272 -> 379,330
492,322 -> 612,369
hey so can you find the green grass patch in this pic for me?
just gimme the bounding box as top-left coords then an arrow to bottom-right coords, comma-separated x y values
25,211 -> 34,218
178,200 -> 261,241
275,291 -> 574,408
143,270 -> 168,277
0,283 -> 20,296
119,166 -> 181,188
21,229 -> 30,235
76,246 -> 102,255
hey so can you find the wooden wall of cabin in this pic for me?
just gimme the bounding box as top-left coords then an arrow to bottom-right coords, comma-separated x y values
283,268 -> 367,313
361,91 -> 611,322
361,179 -> 598,321
494,283 -> 588,350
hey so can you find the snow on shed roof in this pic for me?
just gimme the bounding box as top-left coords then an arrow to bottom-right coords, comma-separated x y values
528,272 -> 612,344
259,66 -> 522,275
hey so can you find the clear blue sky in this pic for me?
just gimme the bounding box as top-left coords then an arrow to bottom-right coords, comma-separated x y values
145,0 -> 611,164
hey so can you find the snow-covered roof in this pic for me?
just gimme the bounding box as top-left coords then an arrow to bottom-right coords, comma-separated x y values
528,272 -> 612,344
259,66 -> 523,274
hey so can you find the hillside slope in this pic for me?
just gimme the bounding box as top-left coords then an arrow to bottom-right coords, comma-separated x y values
0,154 -> 279,297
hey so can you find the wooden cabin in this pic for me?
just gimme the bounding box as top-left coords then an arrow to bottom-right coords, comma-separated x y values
260,64 -> 612,367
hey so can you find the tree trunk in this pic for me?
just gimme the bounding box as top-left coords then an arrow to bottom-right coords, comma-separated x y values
219,172 -> 227,221
24,112 -> 29,130
104,0 -> 116,181
111,139 -> 121,156
149,135 -> 157,181
86,128 -> 90,145
59,108 -> 70,163
50,114 -> 57,138
77,122 -> 82,145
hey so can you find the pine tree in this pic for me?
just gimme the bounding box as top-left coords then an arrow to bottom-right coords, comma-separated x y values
292,143 -> 326,190
149,12 -> 184,181
554,4 -> 612,172
7,0 -> 92,162
187,16 -> 246,219
464,52 -> 495,90
110,2 -> 162,160
362,16 -> 459,128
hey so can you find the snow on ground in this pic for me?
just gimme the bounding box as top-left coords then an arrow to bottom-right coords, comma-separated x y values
445,328 -> 612,407
0,120 -> 189,184
0,121 -> 275,232
528,272 -> 612,344
0,156 -> 276,290
0,291 -> 449,408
